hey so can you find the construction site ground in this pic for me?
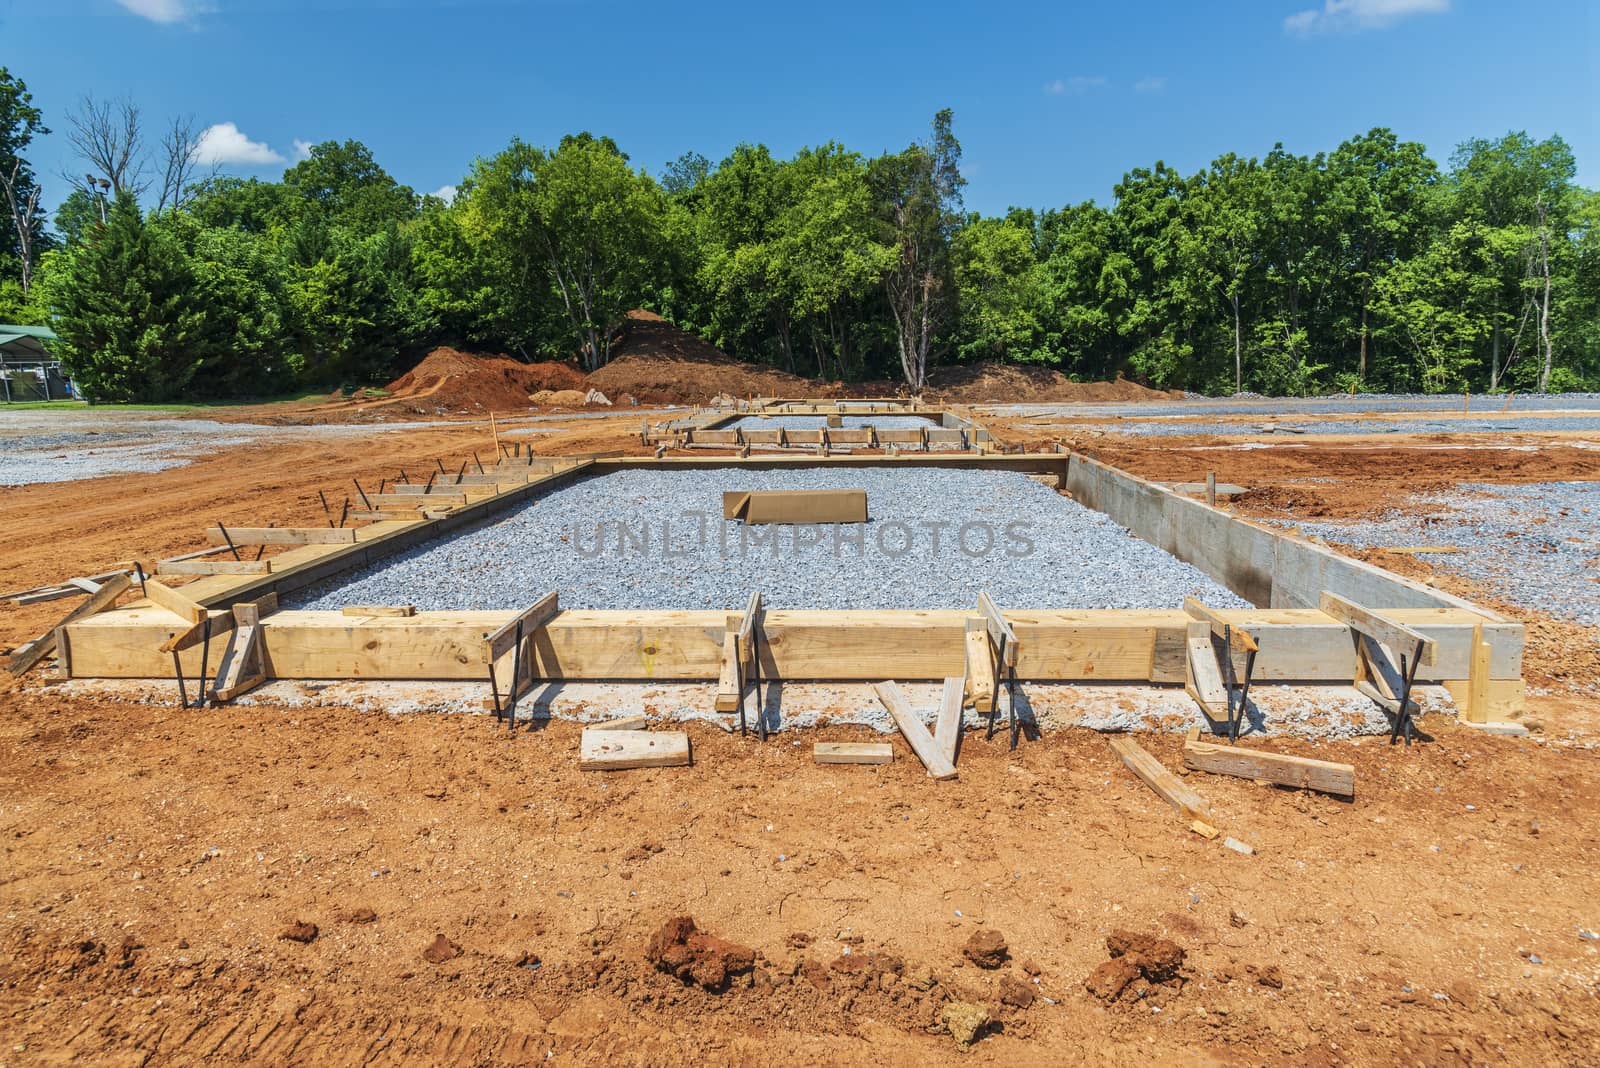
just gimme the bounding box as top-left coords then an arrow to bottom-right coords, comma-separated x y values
3,398 -> 1598,1065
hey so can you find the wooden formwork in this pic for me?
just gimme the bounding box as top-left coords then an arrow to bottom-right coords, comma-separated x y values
43,421 -> 1524,727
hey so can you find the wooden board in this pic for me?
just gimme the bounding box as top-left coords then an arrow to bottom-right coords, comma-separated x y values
157,558 -> 271,576
1320,591 -> 1436,667
143,579 -> 208,625
978,591 -> 1018,667
205,527 -> 357,545
160,594 -> 275,653
721,489 -> 868,524
210,620 -> 266,702
814,742 -> 892,765
1182,728 -> 1354,797
1183,597 -> 1259,653
6,572 -> 132,675
362,492 -> 468,508
482,591 -> 560,663
341,605 -> 416,617
871,681 -> 957,780
579,729 -> 690,770
714,629 -> 742,713
594,714 -> 648,731
933,676 -> 964,765
1185,621 -> 1228,714
1107,734 -> 1213,822
964,620 -> 994,713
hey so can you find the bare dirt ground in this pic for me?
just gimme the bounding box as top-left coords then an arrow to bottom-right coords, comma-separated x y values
3,401 -> 1599,1065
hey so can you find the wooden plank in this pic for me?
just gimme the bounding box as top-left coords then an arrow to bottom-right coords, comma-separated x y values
1183,597 -> 1259,653
735,591 -> 762,644
6,573 -> 133,675
815,742 -> 893,765
482,591 -> 559,663
964,619 -> 994,712
157,558 -> 271,576
159,594 -> 275,654
1319,591 -> 1437,667
721,489 -> 867,524
143,579 -> 208,625
1107,734 -> 1213,822
871,681 -> 957,780
714,629 -> 742,713
579,728 -> 690,770
1465,625 -> 1491,725
1182,728 -> 1354,796
210,615 -> 265,702
205,527 -> 358,546
977,591 -> 1019,667
341,605 -> 416,618
933,676 -> 964,764
1185,621 -> 1228,713
363,492 -> 468,508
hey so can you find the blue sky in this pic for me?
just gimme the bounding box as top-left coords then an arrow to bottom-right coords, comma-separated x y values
4,0 -> 1596,218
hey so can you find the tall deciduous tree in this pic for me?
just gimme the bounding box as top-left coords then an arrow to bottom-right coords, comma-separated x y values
871,109 -> 965,390
0,67 -> 48,303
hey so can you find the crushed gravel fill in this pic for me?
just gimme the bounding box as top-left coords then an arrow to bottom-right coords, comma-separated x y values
723,415 -> 937,431
290,467 -> 1251,612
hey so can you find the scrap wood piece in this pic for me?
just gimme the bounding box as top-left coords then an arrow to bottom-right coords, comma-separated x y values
204,527 -> 358,546
933,676 -> 965,764
1184,621 -> 1229,718
482,591 -> 560,663
579,728 -> 690,771
595,714 -> 648,731
720,489 -> 867,524
814,742 -> 892,765
7,572 -> 133,676
142,579 -> 208,625
963,619 -> 995,714
1106,734 -> 1213,823
210,611 -> 266,703
1319,591 -> 1436,667
977,591 -> 1018,667
715,592 -> 762,715
161,593 -> 276,654
1182,597 -> 1259,654
1182,728 -> 1354,797
871,681 -> 957,780
157,558 -> 271,576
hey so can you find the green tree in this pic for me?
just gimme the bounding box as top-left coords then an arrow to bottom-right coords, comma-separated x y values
1176,154 -> 1267,393
950,215 -> 1044,363
870,109 -> 966,390
280,140 -> 418,232
0,67 -> 50,297
53,193 -> 207,401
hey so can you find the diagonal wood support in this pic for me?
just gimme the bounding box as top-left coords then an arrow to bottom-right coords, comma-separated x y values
7,573 -> 133,676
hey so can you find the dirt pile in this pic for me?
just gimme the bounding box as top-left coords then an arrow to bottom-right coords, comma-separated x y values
383,348 -> 588,413
1084,930 -> 1186,1003
585,311 -> 822,405
645,915 -> 756,991
927,361 -> 1181,404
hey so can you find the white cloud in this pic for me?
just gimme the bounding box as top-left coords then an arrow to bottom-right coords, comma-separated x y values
192,122 -> 285,167
1285,0 -> 1449,35
1133,77 -> 1167,93
292,139 -> 315,161
115,0 -> 198,23
1045,75 -> 1107,95
431,185 -> 457,205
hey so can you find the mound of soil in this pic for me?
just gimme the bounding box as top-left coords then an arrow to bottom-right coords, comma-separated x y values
645,915 -> 755,992
584,311 -> 825,405
926,362 -> 1181,404
385,348 -> 588,413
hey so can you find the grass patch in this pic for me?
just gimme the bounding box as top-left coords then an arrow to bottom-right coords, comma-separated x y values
1,391 -> 331,413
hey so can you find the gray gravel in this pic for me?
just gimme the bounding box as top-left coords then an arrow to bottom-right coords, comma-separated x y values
724,415 -> 936,431
989,393 -> 1600,420
291,467 -> 1250,611
1009,414 -> 1600,438
1269,481 -> 1600,626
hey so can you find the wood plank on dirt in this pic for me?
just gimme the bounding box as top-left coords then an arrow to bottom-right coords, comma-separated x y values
1182,728 -> 1354,797
933,676 -> 965,764
1107,734 -> 1213,822
6,573 -> 133,675
871,681 -> 957,780
814,742 -> 893,765
579,728 -> 690,770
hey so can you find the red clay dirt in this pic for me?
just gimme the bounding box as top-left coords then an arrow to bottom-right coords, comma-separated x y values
3,408 -> 1600,1063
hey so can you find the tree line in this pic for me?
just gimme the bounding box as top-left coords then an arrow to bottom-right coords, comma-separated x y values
2,66 -> 1595,403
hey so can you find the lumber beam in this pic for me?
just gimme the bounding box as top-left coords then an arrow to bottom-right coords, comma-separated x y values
210,603 -> 268,702
815,742 -> 892,765
6,572 -> 133,675
871,681 -> 957,780
482,591 -> 560,663
720,489 -> 867,524
1319,591 -> 1437,667
1107,734 -> 1213,822
963,618 -> 995,713
205,527 -> 358,546
143,579 -> 208,625
1182,728 -> 1355,797
933,676 -> 964,765
579,728 -> 690,770
160,594 -> 276,654
1184,621 -> 1229,718
977,591 -> 1018,667
1183,597 -> 1259,653
157,558 -> 271,576
715,630 -> 742,713
341,605 -> 416,618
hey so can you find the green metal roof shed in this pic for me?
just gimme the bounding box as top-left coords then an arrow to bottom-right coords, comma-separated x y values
0,324 -> 58,360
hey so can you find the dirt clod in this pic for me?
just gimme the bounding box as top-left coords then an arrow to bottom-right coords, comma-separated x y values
962,929 -> 1009,969
942,1001 -> 992,1046
1088,930 -> 1187,1002
644,915 -> 755,992
999,974 -> 1036,1008
422,934 -> 461,964
277,921 -> 318,944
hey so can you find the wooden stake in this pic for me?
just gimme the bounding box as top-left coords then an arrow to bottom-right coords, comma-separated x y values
872,681 -> 957,780
1107,735 -> 1213,822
